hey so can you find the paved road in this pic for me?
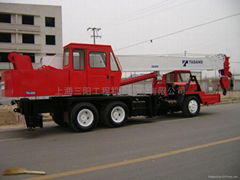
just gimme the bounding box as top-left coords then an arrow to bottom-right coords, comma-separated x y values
1,103 -> 240,180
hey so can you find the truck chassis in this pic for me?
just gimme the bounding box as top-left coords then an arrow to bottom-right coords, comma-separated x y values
13,93 -> 202,131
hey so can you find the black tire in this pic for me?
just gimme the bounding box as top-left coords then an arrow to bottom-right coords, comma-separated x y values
182,96 -> 200,117
101,101 -> 128,127
70,103 -> 99,132
52,111 -> 68,127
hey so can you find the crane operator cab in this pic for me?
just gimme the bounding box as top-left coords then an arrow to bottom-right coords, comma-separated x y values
165,70 -> 201,97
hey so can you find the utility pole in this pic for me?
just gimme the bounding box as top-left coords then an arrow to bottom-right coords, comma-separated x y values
184,50 -> 187,57
87,27 -> 101,44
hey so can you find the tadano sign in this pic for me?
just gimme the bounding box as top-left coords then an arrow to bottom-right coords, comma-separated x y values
182,60 -> 203,67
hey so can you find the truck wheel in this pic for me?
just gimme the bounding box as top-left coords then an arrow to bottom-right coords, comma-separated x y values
182,96 -> 200,117
52,112 -> 68,127
70,103 -> 99,132
101,101 -> 128,127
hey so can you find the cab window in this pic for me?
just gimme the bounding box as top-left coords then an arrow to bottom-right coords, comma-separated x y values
63,48 -> 69,66
166,73 -> 175,83
178,72 -> 190,82
110,52 -> 118,71
73,49 -> 84,70
89,52 -> 106,68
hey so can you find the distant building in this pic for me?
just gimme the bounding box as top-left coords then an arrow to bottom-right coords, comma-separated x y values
233,74 -> 240,80
0,3 -> 62,74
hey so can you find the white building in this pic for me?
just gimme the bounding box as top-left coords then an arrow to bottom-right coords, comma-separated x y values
0,3 -> 62,74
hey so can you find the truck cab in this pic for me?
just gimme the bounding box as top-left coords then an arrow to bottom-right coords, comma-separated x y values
62,43 -> 122,95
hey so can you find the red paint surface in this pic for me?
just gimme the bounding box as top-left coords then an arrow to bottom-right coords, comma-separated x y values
2,43 -> 121,97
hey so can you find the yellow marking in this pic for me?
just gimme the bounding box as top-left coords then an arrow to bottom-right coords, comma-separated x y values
27,136 -> 240,180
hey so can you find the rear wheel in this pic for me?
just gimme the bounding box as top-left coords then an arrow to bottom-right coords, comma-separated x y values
70,103 -> 99,132
101,101 -> 128,127
182,96 -> 200,117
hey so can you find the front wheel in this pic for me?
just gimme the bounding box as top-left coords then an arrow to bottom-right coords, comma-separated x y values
182,96 -> 200,117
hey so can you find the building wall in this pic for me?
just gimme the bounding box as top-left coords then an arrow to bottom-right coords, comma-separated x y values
0,3 -> 62,74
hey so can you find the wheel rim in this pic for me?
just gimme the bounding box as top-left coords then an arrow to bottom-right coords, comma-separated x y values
188,99 -> 198,114
111,106 -> 125,123
77,109 -> 94,127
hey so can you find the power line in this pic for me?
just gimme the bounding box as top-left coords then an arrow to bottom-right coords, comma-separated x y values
127,0 -> 171,17
116,12 -> 240,51
115,0 -> 195,27
107,0 -> 195,28
105,0 -> 170,27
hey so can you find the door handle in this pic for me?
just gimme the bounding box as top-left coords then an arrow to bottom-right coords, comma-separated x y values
106,75 -> 110,79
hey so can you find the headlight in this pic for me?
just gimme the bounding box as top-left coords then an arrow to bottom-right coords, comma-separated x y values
0,81 -> 5,90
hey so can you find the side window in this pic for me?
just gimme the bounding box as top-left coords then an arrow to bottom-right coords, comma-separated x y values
110,52 -> 119,71
63,49 -> 69,66
73,49 -> 84,70
89,52 -> 106,68
178,73 -> 190,82
166,73 -> 175,83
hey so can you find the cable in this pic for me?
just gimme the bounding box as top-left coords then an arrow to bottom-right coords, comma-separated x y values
116,12 -> 240,51
107,0 -> 194,28
116,0 -> 195,26
105,0 -> 171,27
128,0 -> 171,16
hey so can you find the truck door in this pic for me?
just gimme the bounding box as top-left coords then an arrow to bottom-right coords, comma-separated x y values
87,51 -> 111,94
70,49 -> 87,95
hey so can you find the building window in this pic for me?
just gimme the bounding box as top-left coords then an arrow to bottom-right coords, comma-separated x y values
0,52 -> 9,62
22,15 -> 34,25
0,33 -> 11,43
23,53 -> 35,62
89,52 -> 106,68
46,53 -> 56,56
46,35 -> 55,45
45,17 -> 55,27
0,13 -> 11,23
22,34 -> 34,44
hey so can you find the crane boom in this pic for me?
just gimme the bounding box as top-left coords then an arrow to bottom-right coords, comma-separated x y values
117,54 -> 227,72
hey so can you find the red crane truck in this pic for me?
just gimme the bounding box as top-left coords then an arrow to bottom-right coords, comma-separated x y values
0,43 -> 232,131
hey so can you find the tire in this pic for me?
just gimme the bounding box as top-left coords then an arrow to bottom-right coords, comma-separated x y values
182,96 -> 200,117
101,101 -> 128,127
70,103 -> 99,132
52,111 -> 68,127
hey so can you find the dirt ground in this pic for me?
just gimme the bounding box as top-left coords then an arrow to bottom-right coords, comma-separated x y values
0,105 -> 51,126
0,91 -> 240,126
0,105 -> 17,126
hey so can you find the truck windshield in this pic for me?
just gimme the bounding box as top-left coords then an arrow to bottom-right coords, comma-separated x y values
178,72 -> 190,82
